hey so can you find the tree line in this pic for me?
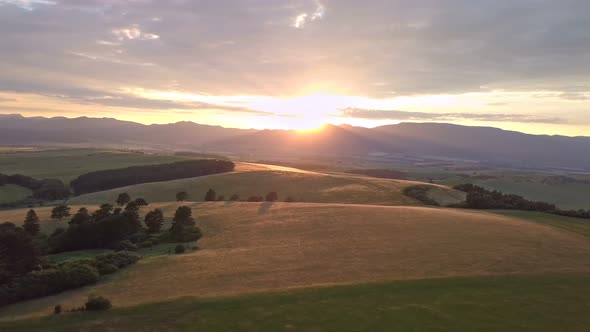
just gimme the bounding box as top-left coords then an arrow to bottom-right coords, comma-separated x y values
0,173 -> 69,202
70,159 -> 235,195
452,184 -> 590,219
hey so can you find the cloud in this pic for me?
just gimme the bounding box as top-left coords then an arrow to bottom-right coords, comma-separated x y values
0,0 -> 589,131
340,108 -> 567,124
293,1 -> 325,28
112,24 -> 159,41
0,0 -> 55,10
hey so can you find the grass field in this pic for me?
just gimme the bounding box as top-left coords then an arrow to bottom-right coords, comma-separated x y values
2,274 -> 590,331
493,210 -> 590,238
0,184 -> 32,204
66,169 -> 465,206
435,171 -> 590,210
2,202 -> 590,320
0,148 -> 186,183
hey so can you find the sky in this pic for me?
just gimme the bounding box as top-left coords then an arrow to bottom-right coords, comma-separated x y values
0,0 -> 589,136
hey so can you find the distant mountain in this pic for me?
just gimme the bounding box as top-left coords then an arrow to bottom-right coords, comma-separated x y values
0,114 -> 251,147
1,114 -> 590,171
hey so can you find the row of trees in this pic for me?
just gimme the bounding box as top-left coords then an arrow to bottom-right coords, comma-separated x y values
0,173 -> 69,202
70,160 -> 235,195
179,189 -> 290,203
453,184 -> 590,219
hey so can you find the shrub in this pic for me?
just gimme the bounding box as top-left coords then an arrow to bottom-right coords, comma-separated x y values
113,240 -> 138,252
402,186 -> 440,206
265,192 -> 278,202
96,263 -> 118,275
54,305 -> 62,315
85,296 -> 112,311
174,245 -> 186,254
230,194 -> 240,201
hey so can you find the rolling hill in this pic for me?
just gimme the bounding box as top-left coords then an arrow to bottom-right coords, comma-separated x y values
2,202 -> 590,320
65,163 -> 465,206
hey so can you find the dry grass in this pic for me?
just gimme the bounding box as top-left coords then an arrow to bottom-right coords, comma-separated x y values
2,202 -> 590,320
66,166 -> 465,206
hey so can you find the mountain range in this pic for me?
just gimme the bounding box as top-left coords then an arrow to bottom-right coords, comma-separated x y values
1,114 -> 589,171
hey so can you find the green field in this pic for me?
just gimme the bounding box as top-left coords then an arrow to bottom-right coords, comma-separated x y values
0,184 -> 32,204
493,210 -> 590,238
67,170 -> 465,206
0,148 -> 186,183
434,171 -> 590,210
2,274 -> 590,331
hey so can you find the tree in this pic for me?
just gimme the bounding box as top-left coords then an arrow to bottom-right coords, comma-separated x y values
69,207 -> 91,225
176,191 -> 190,202
169,206 -> 201,242
265,192 -> 278,202
116,193 -> 131,207
23,209 -> 40,236
144,208 -> 164,233
134,198 -> 148,207
124,201 -> 140,214
204,189 -> 216,201
230,194 -> 240,201
92,203 -> 113,221
51,205 -> 71,221
0,222 -> 40,284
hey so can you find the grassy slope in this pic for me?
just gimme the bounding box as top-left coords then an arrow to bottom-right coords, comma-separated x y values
2,202 -> 590,320
67,169 -> 465,206
2,274 -> 590,332
0,184 -> 32,204
493,210 -> 590,238
437,171 -> 590,210
0,148 -> 186,183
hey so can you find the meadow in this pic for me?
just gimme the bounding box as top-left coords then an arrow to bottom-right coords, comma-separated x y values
67,169 -> 465,206
1,274 -> 589,331
0,148 -> 186,183
2,202 -> 590,320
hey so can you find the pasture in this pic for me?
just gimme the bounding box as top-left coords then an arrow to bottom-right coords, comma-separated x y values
2,202 -> 590,320
66,170 -> 465,206
1,274 -> 590,331
0,148 -> 186,183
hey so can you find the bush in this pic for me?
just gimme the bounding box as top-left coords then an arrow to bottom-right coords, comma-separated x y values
138,240 -> 153,248
54,305 -> 62,315
96,263 -> 118,275
402,186 -> 440,206
95,251 -> 141,270
174,244 -> 186,254
113,240 -> 138,252
85,296 -> 112,311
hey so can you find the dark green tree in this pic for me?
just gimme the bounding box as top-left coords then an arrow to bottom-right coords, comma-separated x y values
116,193 -> 131,207
204,189 -> 216,201
134,198 -> 148,207
230,194 -> 240,201
69,207 -> 91,225
50,205 -> 71,221
144,208 -> 164,233
0,222 -> 40,284
23,209 -> 40,236
92,203 -> 114,221
176,191 -> 190,202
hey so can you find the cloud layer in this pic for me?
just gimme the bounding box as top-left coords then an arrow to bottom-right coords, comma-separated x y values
0,0 -> 589,133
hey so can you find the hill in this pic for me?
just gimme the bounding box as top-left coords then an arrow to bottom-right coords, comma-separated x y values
2,274 -> 590,332
1,202 -> 590,320
66,165 -> 465,206
3,115 -> 590,170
